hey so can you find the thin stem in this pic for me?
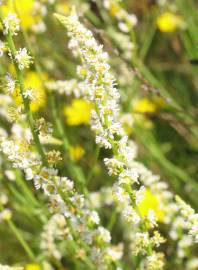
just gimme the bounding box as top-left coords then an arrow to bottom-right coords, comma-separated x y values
0,204 -> 36,261
2,25 -> 48,166
16,11 -> 89,194
7,219 -> 36,261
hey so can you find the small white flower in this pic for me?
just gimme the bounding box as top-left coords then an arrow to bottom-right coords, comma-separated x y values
147,209 -> 157,228
15,48 -> 32,70
23,88 -> 36,101
3,13 -> 20,36
88,210 -> 100,225
5,73 -> 15,94
0,40 -> 6,57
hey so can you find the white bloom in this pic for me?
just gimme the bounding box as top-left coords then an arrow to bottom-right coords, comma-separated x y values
94,226 -> 111,243
3,13 -> 20,36
88,210 -> 100,225
23,88 -> 36,101
118,169 -> 139,185
5,73 -> 15,94
0,40 -> 6,57
104,158 -> 124,176
147,209 -> 157,228
15,48 -> 32,70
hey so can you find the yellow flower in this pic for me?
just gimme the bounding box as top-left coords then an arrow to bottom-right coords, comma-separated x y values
2,0 -> 36,29
13,71 -> 46,112
133,98 -> 158,114
69,145 -> 85,161
25,264 -> 41,270
64,99 -> 92,126
138,189 -> 164,222
156,12 -> 184,33
109,3 -> 121,17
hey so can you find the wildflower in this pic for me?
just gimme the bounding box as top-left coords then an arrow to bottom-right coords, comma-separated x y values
5,73 -> 15,94
106,244 -> 123,261
104,158 -> 124,176
64,99 -> 92,125
147,209 -> 157,228
152,231 -> 166,248
34,167 -> 58,190
47,150 -> 62,165
93,226 -> 111,244
118,169 -> 139,186
36,117 -> 53,136
131,232 -> 150,256
0,40 -> 6,57
2,12 -> 20,35
133,98 -> 158,114
46,79 -> 81,97
23,88 -> 36,101
123,205 -> 140,224
69,145 -> 85,161
146,252 -> 164,270
2,0 -> 44,30
25,264 -> 40,270
156,12 -> 184,33
176,196 -> 198,242
138,188 -> 165,222
55,11 -> 165,263
15,48 -> 32,70
13,72 -> 46,112
103,0 -> 137,32
87,210 -> 100,226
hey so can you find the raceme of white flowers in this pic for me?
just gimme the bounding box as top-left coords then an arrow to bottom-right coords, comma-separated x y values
55,9 -> 198,269
55,10 -> 165,268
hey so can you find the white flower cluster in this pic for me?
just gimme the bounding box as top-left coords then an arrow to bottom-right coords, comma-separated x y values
103,0 -> 138,33
0,39 -> 6,57
2,12 -> 20,36
55,11 -> 198,268
15,48 -> 32,70
55,11 -> 165,265
176,196 -> 198,242
34,167 -> 122,268
45,79 -> 83,97
4,73 -> 15,94
0,130 -> 122,269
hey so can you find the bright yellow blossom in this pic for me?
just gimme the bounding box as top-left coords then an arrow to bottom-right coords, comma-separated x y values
69,145 -> 85,161
64,99 -> 92,126
109,3 -> 121,17
25,264 -> 41,270
2,0 -> 36,29
156,12 -> 184,33
133,98 -> 158,114
138,189 -> 164,222
13,71 -> 46,112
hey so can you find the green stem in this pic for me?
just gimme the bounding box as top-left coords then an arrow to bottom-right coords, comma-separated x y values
2,24 -> 48,167
7,219 -> 36,261
17,12 -> 89,194
0,204 -> 36,261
